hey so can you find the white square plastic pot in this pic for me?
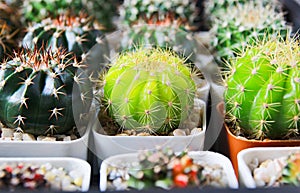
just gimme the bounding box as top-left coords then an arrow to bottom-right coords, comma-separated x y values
0,157 -> 91,191
0,127 -> 90,160
92,100 -> 206,160
237,146 -> 300,188
100,151 -> 238,191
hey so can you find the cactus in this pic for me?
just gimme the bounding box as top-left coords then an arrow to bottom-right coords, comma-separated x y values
119,0 -> 197,28
225,37 -> 300,139
282,153 -> 300,185
21,0 -> 118,30
101,47 -> 197,135
121,23 -> 198,61
22,13 -> 108,61
0,47 -> 93,135
211,1 -> 287,66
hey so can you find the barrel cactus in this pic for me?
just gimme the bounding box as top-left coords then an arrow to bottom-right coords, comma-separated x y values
121,23 -> 198,61
100,47 -> 197,135
225,37 -> 300,139
119,0 -> 197,28
21,0 -> 118,30
211,1 -> 287,66
0,47 -> 93,135
22,13 -> 108,61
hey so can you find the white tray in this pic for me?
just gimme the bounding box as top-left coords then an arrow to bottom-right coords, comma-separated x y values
237,146 -> 300,188
0,157 -> 91,191
0,127 -> 90,160
100,151 -> 238,191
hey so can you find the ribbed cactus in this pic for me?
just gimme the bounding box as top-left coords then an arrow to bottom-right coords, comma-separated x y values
225,37 -> 300,139
101,48 -> 197,135
0,47 -> 93,135
119,0 -> 197,27
211,1 -> 287,66
121,23 -> 198,61
22,14 -> 108,61
21,0 -> 118,30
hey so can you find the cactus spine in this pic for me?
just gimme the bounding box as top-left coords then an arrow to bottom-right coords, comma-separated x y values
210,1 -> 287,66
101,48 -> 197,135
0,47 -> 93,135
225,37 -> 300,139
22,14 -> 108,61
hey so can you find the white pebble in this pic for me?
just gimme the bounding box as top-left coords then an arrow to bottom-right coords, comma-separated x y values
22,133 -> 36,141
190,128 -> 202,135
13,132 -> 23,141
63,136 -> 71,141
1,128 -> 14,138
173,129 -> 186,136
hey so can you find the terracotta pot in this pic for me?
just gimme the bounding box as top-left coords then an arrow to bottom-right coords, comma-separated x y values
225,124 -> 300,178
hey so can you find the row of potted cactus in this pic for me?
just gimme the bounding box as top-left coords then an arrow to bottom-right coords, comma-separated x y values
0,0 -> 299,191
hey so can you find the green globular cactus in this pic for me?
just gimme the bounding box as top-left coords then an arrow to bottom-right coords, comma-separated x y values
121,23 -> 198,61
22,14 -> 108,61
119,0 -> 197,28
225,37 -> 300,140
211,1 -> 287,66
101,48 -> 197,135
22,0 -> 118,31
0,47 -> 93,135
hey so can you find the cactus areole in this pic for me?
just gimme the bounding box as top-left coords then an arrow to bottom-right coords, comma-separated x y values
225,38 -> 300,140
0,47 -> 93,135
102,48 -> 197,135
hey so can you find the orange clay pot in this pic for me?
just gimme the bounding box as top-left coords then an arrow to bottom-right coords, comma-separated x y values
225,124 -> 300,178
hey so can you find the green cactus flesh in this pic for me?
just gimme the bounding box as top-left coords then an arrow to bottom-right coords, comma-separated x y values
225,39 -> 300,139
0,47 -> 93,135
102,48 -> 196,135
22,14 -> 107,61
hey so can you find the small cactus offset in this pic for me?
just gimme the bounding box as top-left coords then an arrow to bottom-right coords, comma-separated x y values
22,13 -> 108,61
211,1 -> 287,66
21,0 -> 118,30
119,0 -> 197,28
121,23 -> 198,61
0,47 -> 93,135
100,47 -> 197,135
225,37 -> 300,139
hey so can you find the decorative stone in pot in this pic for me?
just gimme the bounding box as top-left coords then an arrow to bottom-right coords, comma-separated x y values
238,146 -> 300,188
0,46 -> 93,159
223,36 -> 300,177
92,47 -> 208,159
100,148 -> 238,191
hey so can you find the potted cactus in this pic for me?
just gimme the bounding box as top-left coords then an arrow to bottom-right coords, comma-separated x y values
223,36 -> 300,177
209,0 -> 288,67
92,47 -> 207,159
0,46 -> 93,159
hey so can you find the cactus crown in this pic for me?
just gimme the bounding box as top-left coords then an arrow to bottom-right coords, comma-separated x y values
120,0 -> 197,27
211,0 -> 287,66
225,37 -> 300,140
23,13 -> 106,61
100,47 -> 197,135
0,46 -> 92,135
